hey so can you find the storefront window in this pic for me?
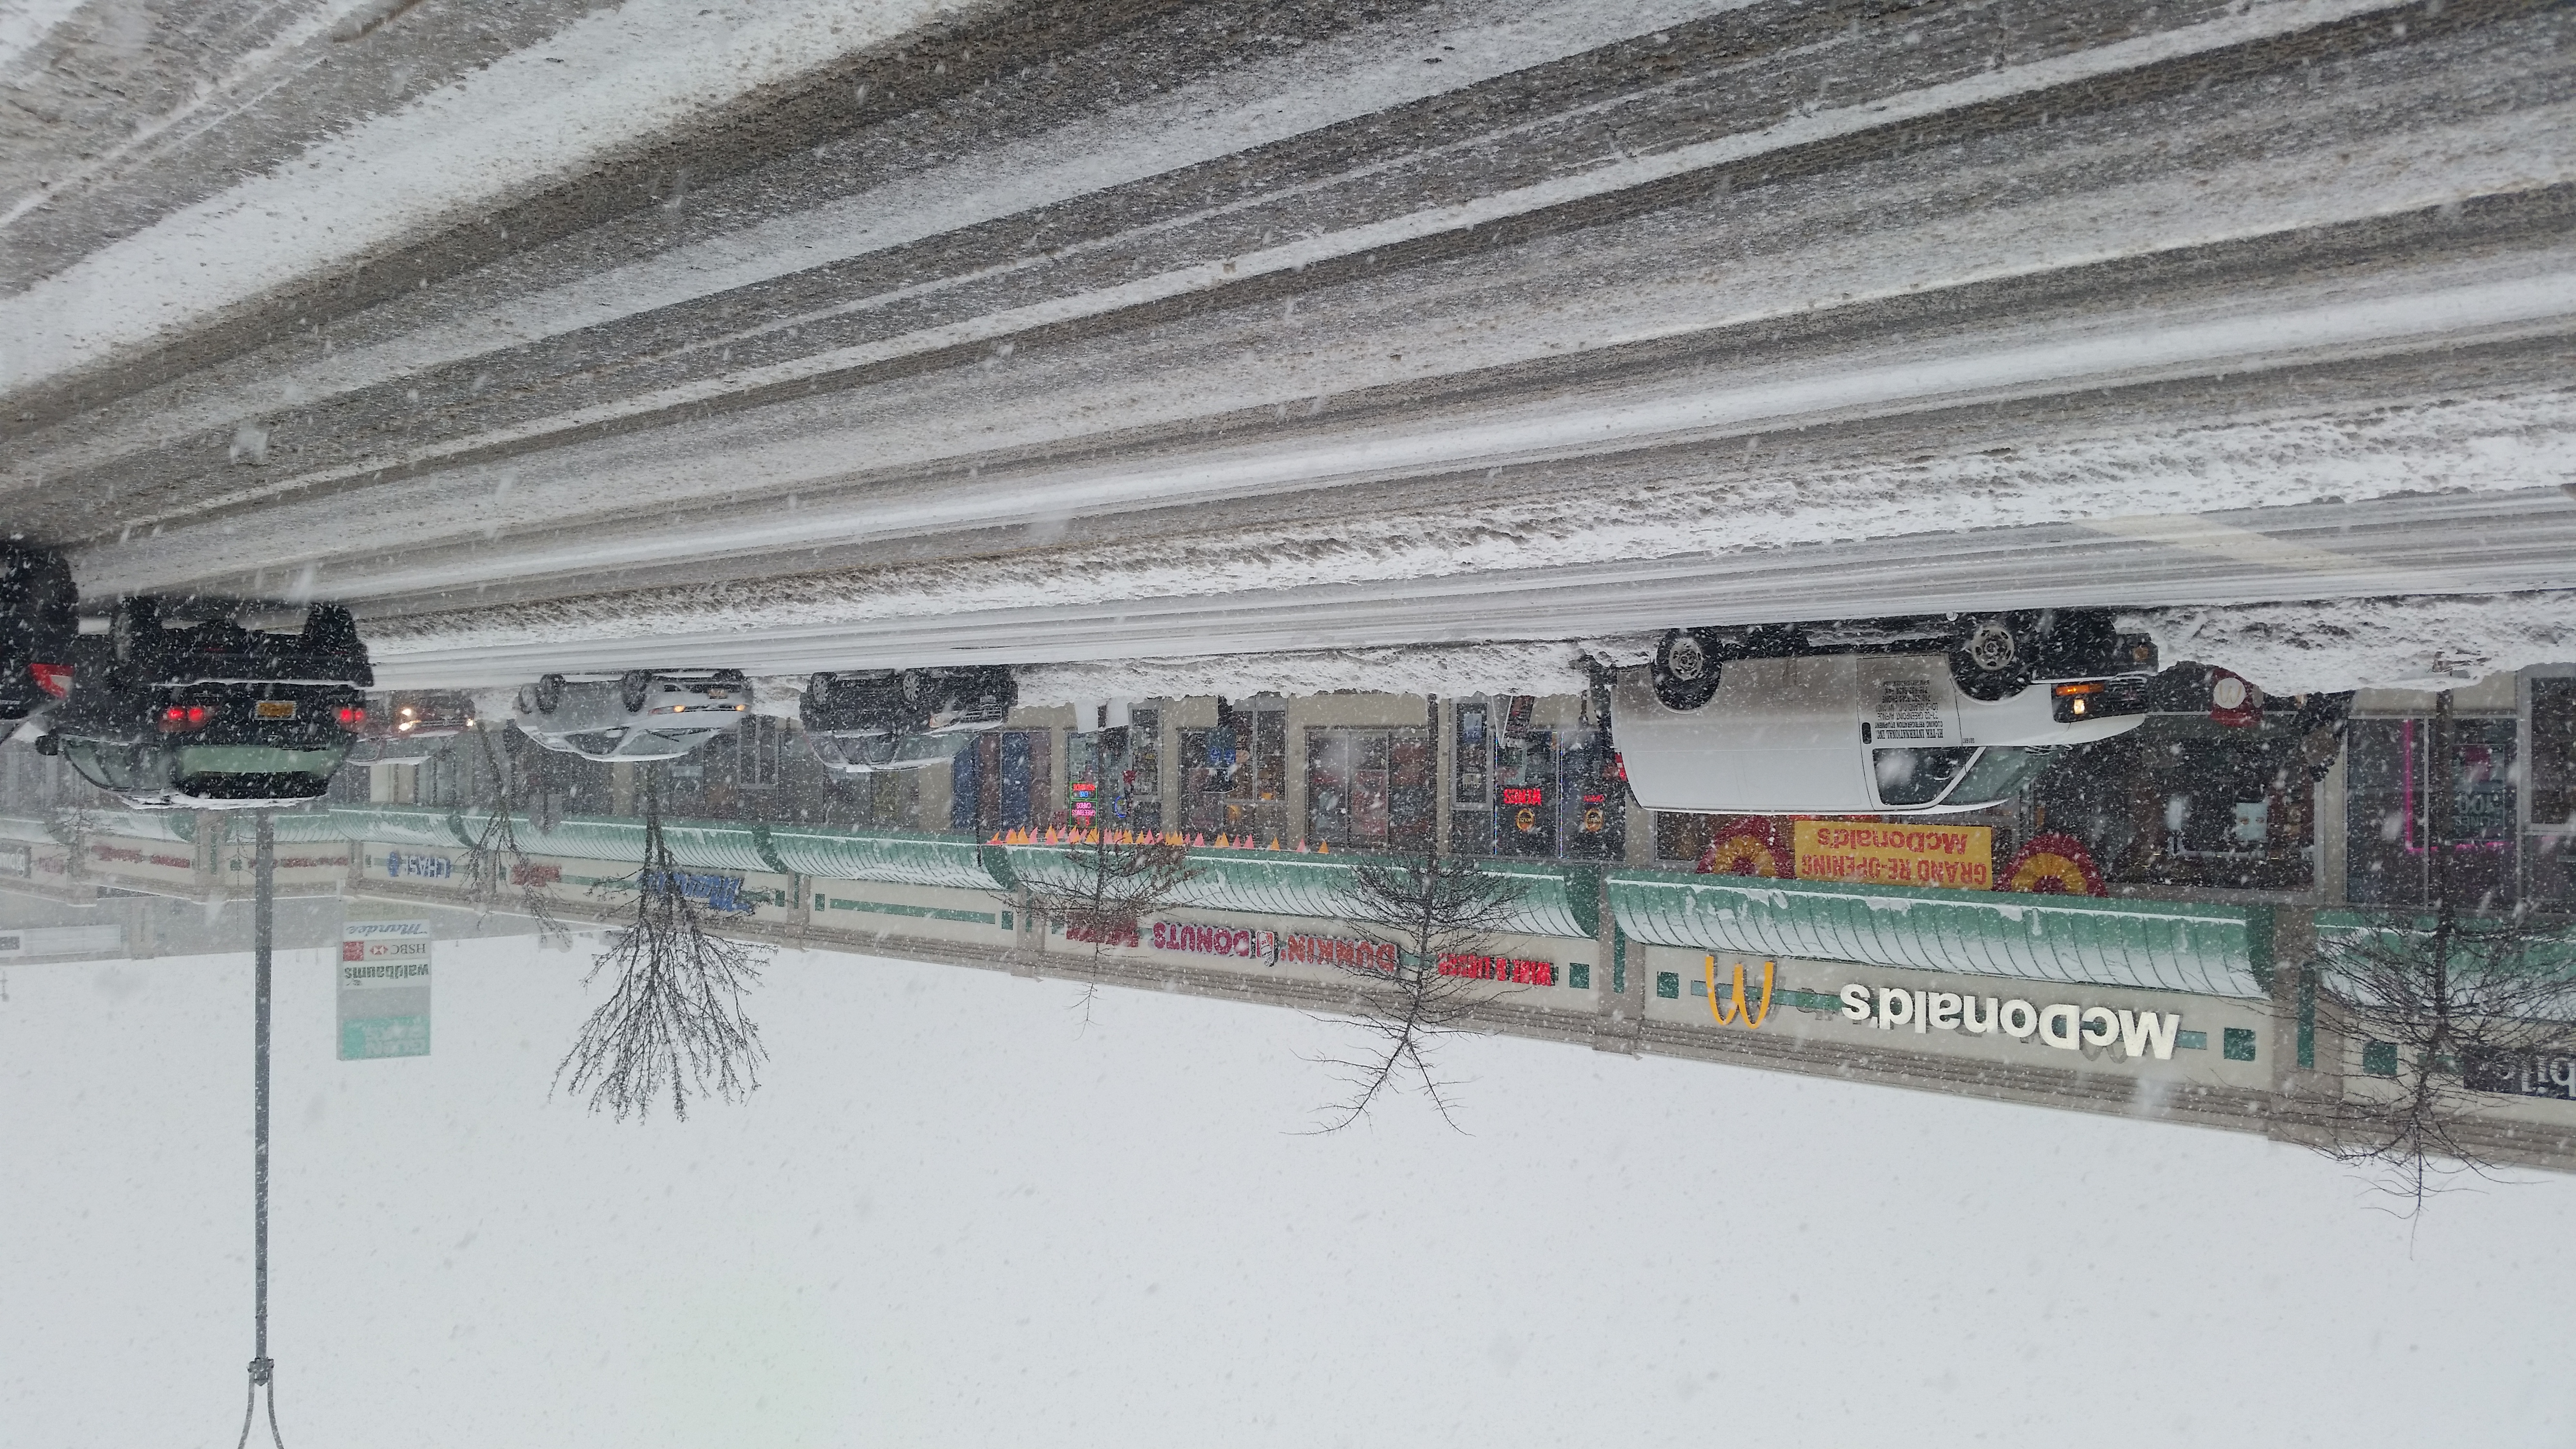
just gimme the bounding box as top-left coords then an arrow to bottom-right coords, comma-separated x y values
1181,699 -> 1285,840
1493,726 -> 1555,858
1555,725 -> 1624,861
2527,679 -> 2576,909
952,730 -> 1049,836
2533,680 -> 2576,828
1453,703 -> 1489,807
1306,726 -> 1431,851
2346,716 -> 2518,908
1069,709 -> 1161,832
1456,702 -> 1623,861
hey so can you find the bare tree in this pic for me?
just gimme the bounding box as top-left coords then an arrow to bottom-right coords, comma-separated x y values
457,727 -> 568,945
2312,691 -> 2576,1213
1310,853 -> 1527,1131
43,795 -> 97,886
557,762 -> 770,1120
1018,826 -> 1197,1024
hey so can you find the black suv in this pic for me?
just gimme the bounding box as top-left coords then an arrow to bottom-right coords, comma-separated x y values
0,543 -> 78,725
800,666 -> 1015,774
40,598 -> 374,808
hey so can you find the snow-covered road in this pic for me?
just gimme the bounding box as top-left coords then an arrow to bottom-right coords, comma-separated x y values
7,0 -> 2573,685
364,487 -> 2576,689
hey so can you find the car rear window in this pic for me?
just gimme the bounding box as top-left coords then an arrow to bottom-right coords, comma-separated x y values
174,744 -> 347,777
61,740 -> 146,791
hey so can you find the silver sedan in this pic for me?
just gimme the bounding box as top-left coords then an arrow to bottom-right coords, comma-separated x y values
513,670 -> 750,762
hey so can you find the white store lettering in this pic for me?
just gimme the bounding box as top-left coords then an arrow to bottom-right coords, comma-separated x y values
1840,983 -> 2182,1060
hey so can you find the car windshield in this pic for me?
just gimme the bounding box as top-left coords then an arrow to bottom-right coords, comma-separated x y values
838,731 -> 973,769
1944,745 -> 2059,806
620,728 -> 720,757
1872,746 -> 1975,806
565,729 -> 624,754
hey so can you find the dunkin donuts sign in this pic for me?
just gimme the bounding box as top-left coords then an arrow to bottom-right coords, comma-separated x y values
1148,920 -> 1400,972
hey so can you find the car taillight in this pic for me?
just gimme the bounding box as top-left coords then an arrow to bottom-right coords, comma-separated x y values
2051,681 -> 2102,720
158,704 -> 213,732
30,662 -> 70,699
336,705 -> 368,730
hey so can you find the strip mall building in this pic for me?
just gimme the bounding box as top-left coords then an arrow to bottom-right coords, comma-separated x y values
2,666 -> 2570,1167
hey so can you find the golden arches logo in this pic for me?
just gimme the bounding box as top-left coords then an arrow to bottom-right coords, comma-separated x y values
1704,955 -> 1775,1029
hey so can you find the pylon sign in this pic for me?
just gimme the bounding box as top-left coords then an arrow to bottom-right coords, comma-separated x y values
338,918 -> 432,1060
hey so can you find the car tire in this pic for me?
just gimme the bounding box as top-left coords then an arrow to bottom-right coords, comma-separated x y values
620,671 -> 652,712
1652,628 -> 1723,711
303,603 -> 363,655
534,674 -> 564,713
1948,615 -> 2033,702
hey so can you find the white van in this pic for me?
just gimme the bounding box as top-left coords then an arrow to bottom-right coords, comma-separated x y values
1613,615 -> 2154,816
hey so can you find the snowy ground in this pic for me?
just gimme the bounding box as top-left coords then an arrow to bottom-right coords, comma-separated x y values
4,936 -> 2571,1448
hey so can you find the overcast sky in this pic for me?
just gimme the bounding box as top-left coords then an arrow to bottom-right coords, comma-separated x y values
4,936 -> 2569,1447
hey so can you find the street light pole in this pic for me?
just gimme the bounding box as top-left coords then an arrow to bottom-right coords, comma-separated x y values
238,807 -> 285,1449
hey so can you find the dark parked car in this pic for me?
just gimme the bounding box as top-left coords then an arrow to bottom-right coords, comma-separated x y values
39,597 -> 374,808
0,543 -> 78,726
801,666 -> 1015,775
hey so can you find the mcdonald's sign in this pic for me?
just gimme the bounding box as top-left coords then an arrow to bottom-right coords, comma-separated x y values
1704,955 -> 1775,1030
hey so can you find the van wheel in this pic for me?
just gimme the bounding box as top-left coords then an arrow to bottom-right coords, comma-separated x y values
620,671 -> 652,712
1652,629 -> 1723,710
534,673 -> 564,713
1949,615 -> 2031,701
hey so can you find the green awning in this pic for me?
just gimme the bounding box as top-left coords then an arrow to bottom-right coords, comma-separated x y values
201,808 -> 353,845
327,805 -> 472,848
85,808 -> 196,843
457,812 -> 777,874
994,843 -> 1594,939
765,826 -> 1000,890
2315,910 -> 2576,978
1608,869 -> 2269,998
0,815 -> 57,845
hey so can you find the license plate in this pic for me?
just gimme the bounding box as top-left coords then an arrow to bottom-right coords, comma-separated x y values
255,700 -> 297,719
